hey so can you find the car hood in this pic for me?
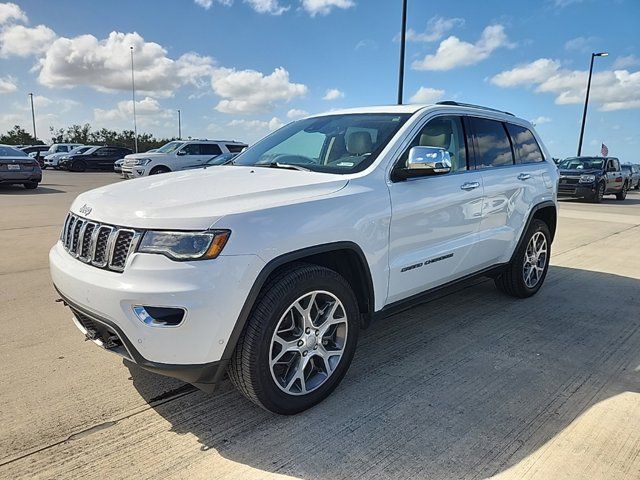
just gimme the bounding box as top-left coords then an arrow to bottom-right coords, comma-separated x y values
559,169 -> 602,176
124,152 -> 165,160
70,166 -> 349,230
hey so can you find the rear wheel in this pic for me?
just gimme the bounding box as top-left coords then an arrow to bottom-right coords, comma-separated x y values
23,182 -> 38,189
495,219 -> 551,298
229,263 -> 359,414
71,160 -> 86,172
149,166 -> 170,175
616,182 -> 628,201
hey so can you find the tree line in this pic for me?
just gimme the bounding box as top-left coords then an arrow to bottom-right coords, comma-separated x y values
1,124 -> 175,152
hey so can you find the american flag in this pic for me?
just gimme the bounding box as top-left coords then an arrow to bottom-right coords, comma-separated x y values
601,143 -> 609,157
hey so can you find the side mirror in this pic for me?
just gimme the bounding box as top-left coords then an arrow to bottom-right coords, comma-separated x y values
176,150 -> 186,156
404,146 -> 452,177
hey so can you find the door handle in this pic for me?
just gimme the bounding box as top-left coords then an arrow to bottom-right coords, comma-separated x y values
517,173 -> 532,181
460,181 -> 480,191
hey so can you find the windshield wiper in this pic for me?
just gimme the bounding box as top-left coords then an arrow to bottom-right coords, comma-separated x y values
260,162 -> 311,172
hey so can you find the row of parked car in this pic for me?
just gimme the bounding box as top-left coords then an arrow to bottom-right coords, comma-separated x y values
557,156 -> 640,202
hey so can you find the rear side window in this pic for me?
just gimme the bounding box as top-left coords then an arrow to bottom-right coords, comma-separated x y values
200,144 -> 223,155
469,117 -> 514,169
225,144 -> 246,153
506,124 -> 544,164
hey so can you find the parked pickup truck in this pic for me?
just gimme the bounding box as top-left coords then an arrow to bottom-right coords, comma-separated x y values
50,102 -> 558,414
557,156 -> 628,202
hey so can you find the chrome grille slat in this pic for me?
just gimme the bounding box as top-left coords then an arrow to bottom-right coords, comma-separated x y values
60,213 -> 140,273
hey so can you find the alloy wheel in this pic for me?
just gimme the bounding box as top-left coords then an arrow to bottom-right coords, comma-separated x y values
269,290 -> 348,396
523,232 -> 548,288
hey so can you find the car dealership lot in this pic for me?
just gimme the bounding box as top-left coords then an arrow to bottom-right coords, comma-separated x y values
1,171 -> 639,479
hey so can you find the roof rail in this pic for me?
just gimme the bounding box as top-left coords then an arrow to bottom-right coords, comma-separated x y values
436,101 -> 514,117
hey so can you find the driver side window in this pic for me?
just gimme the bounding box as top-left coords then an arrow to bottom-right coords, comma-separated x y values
397,116 -> 467,173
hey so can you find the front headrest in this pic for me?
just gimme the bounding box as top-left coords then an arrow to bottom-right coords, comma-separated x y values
346,131 -> 373,155
419,123 -> 452,149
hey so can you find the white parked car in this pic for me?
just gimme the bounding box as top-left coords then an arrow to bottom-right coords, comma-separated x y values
43,144 -> 86,169
50,102 -> 558,414
121,140 -> 247,178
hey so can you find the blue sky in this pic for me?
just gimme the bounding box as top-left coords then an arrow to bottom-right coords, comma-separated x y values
0,0 -> 638,159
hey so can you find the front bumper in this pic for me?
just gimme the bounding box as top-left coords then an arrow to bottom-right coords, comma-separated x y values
557,183 -> 597,198
121,165 -> 146,178
50,241 -> 265,386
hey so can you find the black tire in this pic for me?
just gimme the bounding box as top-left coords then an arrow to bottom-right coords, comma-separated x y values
495,219 -> 551,298
229,263 -> 360,414
71,160 -> 86,172
591,181 -> 605,203
615,182 -> 628,201
149,166 -> 170,175
23,182 -> 38,189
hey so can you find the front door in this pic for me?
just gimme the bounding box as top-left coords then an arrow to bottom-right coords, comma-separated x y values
387,115 -> 484,304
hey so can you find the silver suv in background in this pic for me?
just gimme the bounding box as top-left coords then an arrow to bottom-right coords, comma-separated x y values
121,140 -> 247,178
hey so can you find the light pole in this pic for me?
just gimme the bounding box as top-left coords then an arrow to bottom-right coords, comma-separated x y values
397,0 -> 408,105
177,109 -> 182,139
28,93 -> 37,141
577,51 -> 608,156
130,46 -> 139,153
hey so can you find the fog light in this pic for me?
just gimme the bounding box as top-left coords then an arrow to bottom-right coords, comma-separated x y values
133,306 -> 185,327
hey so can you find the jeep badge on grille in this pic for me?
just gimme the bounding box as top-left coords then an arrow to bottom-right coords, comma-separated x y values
79,204 -> 92,216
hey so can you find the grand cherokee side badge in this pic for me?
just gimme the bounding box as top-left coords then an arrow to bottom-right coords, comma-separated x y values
79,204 -> 92,216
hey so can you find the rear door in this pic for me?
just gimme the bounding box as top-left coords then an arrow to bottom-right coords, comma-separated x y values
467,117 -> 544,265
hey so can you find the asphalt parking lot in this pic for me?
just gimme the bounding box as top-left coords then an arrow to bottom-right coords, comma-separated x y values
1,170 -> 639,480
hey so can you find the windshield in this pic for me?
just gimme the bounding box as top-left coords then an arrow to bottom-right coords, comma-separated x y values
70,146 -> 90,155
155,141 -> 184,154
0,146 -> 28,157
621,165 -> 631,172
232,113 -> 412,174
558,157 -> 604,170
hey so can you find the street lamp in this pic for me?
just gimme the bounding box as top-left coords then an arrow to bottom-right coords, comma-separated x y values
577,51 -> 608,156
130,46 -> 139,153
177,109 -> 182,139
27,93 -> 37,141
397,0 -> 408,105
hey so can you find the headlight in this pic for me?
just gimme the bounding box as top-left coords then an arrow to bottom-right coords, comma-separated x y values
137,230 -> 230,261
579,174 -> 596,183
135,158 -> 153,166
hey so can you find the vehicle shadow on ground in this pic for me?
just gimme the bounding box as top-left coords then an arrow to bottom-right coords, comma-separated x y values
0,185 -> 64,195
128,265 -> 640,479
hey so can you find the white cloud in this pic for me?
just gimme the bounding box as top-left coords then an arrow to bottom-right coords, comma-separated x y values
0,2 -> 26,24
209,116 -> 284,142
0,75 -> 17,93
613,54 -> 640,70
323,88 -> 344,100
228,117 -> 284,131
287,108 -> 308,119
531,116 -> 552,125
553,0 -> 583,7
212,66 -> 307,114
37,31 -> 214,97
0,24 -> 57,57
491,58 -> 561,87
94,97 -> 172,128
412,25 -> 513,71
404,16 -> 464,43
409,87 -> 445,104
491,58 -> 640,111
245,0 -> 289,15
301,0 -> 355,17
194,0 -> 233,8
564,36 -> 598,53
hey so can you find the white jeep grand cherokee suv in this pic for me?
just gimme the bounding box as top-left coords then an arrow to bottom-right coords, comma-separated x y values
121,139 -> 247,178
50,102 -> 558,414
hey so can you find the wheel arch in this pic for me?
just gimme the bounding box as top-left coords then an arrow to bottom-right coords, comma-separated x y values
220,242 -> 375,366
149,164 -> 172,174
510,201 -> 557,264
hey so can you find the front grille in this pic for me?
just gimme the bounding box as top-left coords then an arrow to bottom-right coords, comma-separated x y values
61,213 -> 140,273
559,177 -> 580,185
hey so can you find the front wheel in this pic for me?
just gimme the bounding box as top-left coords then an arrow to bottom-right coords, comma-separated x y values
149,166 -> 170,175
229,264 -> 360,414
495,219 -> 551,298
71,160 -> 86,172
591,182 -> 605,203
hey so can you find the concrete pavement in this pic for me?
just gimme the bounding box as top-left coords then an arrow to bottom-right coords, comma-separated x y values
1,171 -> 639,479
